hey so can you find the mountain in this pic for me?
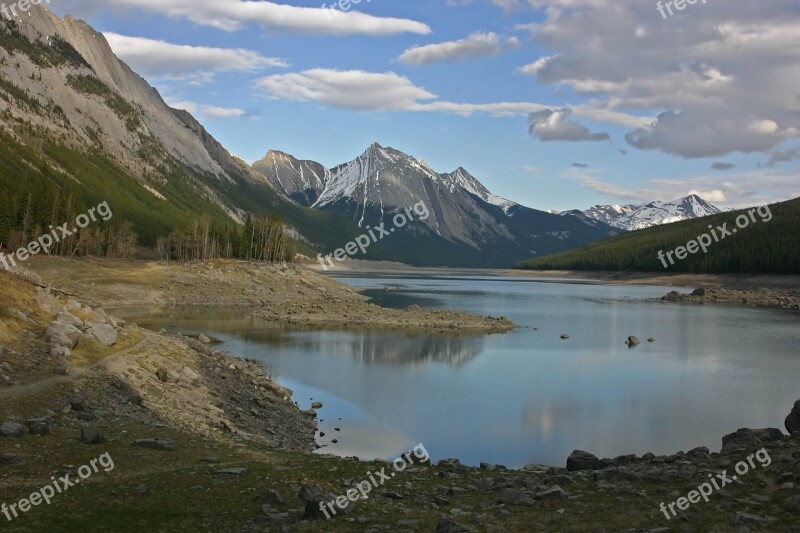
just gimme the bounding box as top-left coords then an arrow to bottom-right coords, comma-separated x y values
253,142 -> 619,267
0,5 -> 616,268
252,151 -> 329,207
564,195 -> 722,231
0,6 -> 366,255
517,196 -> 800,274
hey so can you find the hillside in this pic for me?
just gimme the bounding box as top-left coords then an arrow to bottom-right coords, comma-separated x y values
0,9 -> 365,260
515,197 -> 800,274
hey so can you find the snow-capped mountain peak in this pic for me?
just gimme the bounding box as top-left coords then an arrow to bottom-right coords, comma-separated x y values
565,194 -> 722,231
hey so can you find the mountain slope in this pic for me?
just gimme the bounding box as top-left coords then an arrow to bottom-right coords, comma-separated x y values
254,142 -> 619,267
0,6 -> 366,254
566,195 -> 722,231
517,197 -> 800,274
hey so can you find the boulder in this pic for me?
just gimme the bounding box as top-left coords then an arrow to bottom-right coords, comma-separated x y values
0,362 -> 12,374
198,334 -> 212,344
44,321 -> 82,349
26,418 -> 51,436
56,312 -> 84,329
721,429 -> 766,454
692,288 -> 707,297
156,367 -> 170,383
435,518 -> 473,533
89,324 -> 118,346
311,401 -> 323,409
65,299 -> 82,312
625,336 -> 641,346
566,450 -> 604,472
298,484 -> 346,519
560,334 -> 570,339
0,422 -> 26,438
786,400 -> 800,434
53,363 -> 70,375
0,374 -> 10,386
51,346 -> 71,358
134,438 -> 176,451
80,425 -> 105,444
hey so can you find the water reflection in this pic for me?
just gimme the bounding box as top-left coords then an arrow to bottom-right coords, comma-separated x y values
117,306 -> 484,367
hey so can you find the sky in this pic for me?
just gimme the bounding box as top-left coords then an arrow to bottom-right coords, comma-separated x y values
49,0 -> 800,212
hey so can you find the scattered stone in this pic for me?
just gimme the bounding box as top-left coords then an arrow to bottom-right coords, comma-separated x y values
499,488 -> 537,506
298,484 -> 348,519
89,324 -> 118,346
536,486 -> 568,500
198,334 -> 212,344
156,367 -> 170,383
256,489 -> 285,505
53,363 -> 70,375
0,453 -> 24,466
26,418 -> 50,436
647,338 -> 656,343
134,438 -> 176,451
50,346 -> 71,358
44,321 -> 82,349
435,517 -> 472,533
1,422 -> 27,438
0,362 -> 11,374
201,457 -> 220,464
721,429 -> 770,454
311,401 -> 323,409
735,511 -> 774,527
80,426 -> 105,445
215,468 -> 247,476
56,312 -> 84,329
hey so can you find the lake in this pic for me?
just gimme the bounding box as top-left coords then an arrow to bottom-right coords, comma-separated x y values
119,273 -> 800,468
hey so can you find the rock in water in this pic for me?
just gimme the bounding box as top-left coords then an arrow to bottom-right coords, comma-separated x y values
625,336 -> 640,346
560,334 -> 570,339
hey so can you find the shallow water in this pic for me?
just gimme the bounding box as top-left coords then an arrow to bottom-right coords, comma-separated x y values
118,274 -> 800,468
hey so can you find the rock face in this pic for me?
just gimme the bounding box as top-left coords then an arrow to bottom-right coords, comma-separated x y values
45,321 -> 82,349
786,400 -> 800,434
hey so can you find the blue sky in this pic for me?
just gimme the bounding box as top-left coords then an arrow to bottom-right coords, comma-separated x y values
52,0 -> 800,212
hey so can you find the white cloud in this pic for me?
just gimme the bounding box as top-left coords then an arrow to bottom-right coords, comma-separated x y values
256,69 -> 436,111
528,108 -> 610,142
255,68 -> 649,126
399,32 -> 521,65
61,0 -> 430,36
104,33 -> 287,82
167,100 -> 249,120
513,0 -> 800,158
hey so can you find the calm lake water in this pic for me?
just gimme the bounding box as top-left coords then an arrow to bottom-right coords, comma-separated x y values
118,274 -> 800,468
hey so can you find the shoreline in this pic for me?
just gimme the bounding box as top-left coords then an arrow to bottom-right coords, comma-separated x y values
2,260 -> 799,530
